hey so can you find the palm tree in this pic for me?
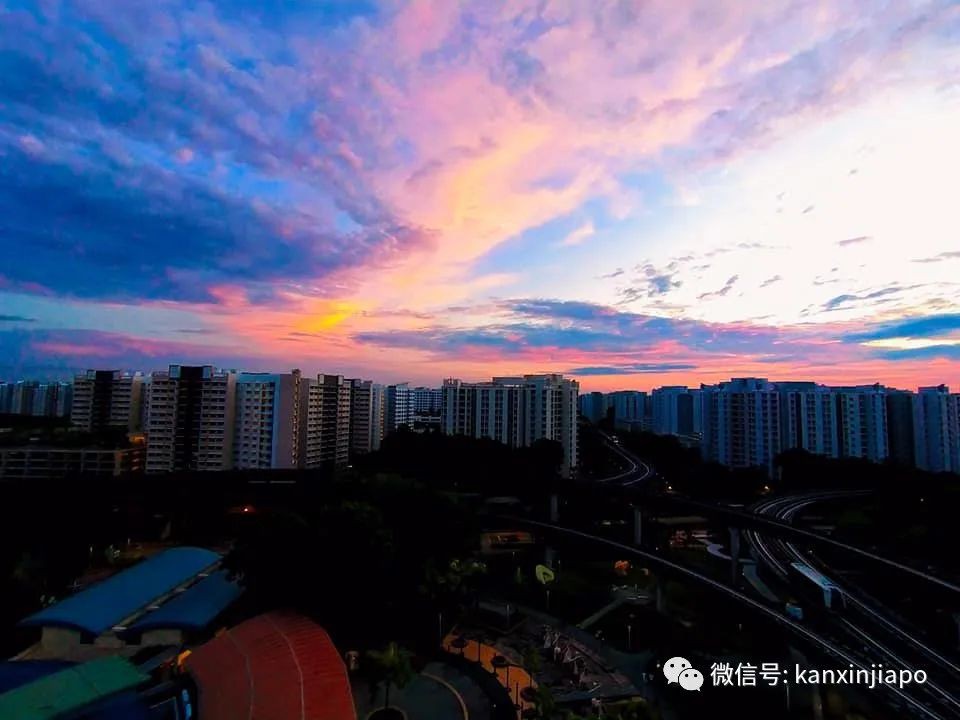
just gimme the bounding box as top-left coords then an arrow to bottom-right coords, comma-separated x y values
366,642 -> 415,710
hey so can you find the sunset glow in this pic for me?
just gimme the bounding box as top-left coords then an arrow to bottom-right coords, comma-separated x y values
2,1 -> 960,389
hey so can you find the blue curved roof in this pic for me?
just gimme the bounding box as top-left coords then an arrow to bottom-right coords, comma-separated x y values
125,570 -> 241,634
21,547 -> 220,635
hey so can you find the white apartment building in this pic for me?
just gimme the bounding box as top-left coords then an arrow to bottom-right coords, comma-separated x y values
651,386 -> 697,436
700,378 -> 781,476
913,385 -> 960,473
25,382 -> 72,418
777,382 -> 839,458
578,392 -> 608,423
145,365 -> 237,473
412,386 -> 443,413
303,374 -> 351,469
348,379 -> 385,456
833,384 -> 889,463
9,381 -> 38,415
233,371 -> 305,470
608,390 -> 646,424
71,370 -> 144,432
0,382 -> 11,414
410,385 -> 442,429
385,383 -> 413,434
441,374 -> 579,478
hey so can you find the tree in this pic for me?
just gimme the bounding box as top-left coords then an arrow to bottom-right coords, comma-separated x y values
600,699 -> 658,720
521,644 -> 542,675
420,557 -> 486,609
532,685 -> 558,719
366,642 -> 415,710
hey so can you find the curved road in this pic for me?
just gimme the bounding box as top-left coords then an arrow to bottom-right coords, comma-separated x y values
595,431 -> 654,487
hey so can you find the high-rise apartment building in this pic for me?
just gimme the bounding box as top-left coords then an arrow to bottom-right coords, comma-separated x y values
834,384 -> 889,463
0,382 -> 12,414
608,391 -> 646,424
477,381 -> 524,446
700,378 -> 781,476
411,386 -> 442,429
10,381 -> 39,415
441,379 -> 473,437
30,383 -> 51,417
30,382 -> 72,418
1,381 -> 72,418
145,365 -> 237,473
348,379 -> 385,456
385,383 -> 412,434
579,392 -> 608,424
412,387 -> 443,414
441,374 -> 579,478
651,386 -> 696,436
885,390 -> 917,467
53,382 -> 73,418
777,382 -> 838,458
71,370 -> 144,432
303,374 -> 351,469
233,371 -> 305,469
912,385 -> 960,473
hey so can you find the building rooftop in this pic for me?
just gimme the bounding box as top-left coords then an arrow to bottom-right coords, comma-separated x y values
0,656 -> 148,720
185,612 -> 356,720
20,547 -> 220,636
124,569 -> 241,635
0,660 -> 73,695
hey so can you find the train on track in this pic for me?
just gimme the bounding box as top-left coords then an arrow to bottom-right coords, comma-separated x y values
786,561 -> 847,620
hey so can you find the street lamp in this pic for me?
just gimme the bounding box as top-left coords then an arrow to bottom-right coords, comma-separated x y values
492,655 -> 509,687
451,636 -> 468,657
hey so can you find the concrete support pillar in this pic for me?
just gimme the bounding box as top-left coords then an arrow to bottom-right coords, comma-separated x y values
633,506 -> 643,546
549,493 -> 560,523
729,527 -> 741,586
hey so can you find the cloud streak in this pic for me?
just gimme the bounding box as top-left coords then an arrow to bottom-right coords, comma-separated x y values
697,275 -> 740,301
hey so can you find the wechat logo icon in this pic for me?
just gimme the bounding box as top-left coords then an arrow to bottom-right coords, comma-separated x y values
663,657 -> 704,691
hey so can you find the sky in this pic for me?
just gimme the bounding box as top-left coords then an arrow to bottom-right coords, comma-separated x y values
1,0 -> 960,391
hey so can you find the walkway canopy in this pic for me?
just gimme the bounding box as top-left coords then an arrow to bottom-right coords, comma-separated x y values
185,612 -> 356,720
0,656 -> 147,720
20,547 -> 220,636
124,569 -> 241,635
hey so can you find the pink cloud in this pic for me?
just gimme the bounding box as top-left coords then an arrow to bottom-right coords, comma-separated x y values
18,134 -> 45,156
31,341 -> 105,357
389,0 -> 461,62
175,146 -> 195,163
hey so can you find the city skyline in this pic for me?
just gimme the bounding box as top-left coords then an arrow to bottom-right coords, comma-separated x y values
2,1 -> 960,391
4,361 -> 960,394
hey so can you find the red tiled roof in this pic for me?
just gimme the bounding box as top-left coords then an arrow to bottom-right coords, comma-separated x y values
185,612 -> 356,720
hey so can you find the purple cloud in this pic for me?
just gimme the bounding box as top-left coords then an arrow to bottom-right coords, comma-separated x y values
838,235 -> 872,247
697,275 -> 739,301
913,251 -> 960,264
